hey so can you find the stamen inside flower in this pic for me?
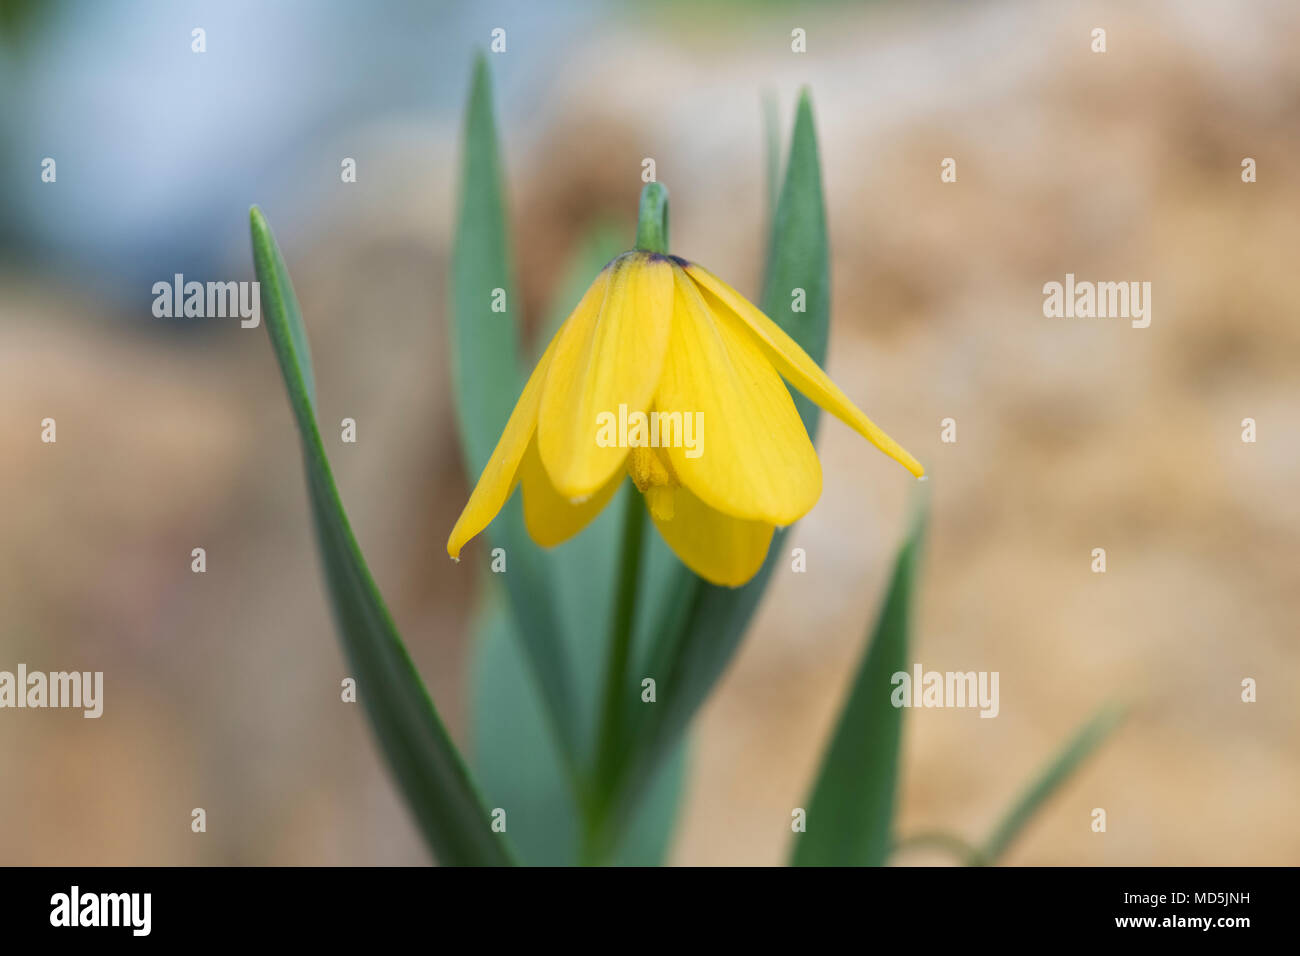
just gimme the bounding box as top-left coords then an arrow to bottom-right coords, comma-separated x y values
626,445 -> 678,521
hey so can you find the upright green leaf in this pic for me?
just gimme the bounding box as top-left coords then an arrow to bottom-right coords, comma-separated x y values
979,701 -> 1127,864
610,89 -> 833,829
250,206 -> 512,866
449,54 -> 581,774
760,89 -> 832,429
891,701 -> 1127,865
790,495 -> 926,866
450,53 -> 519,477
471,586 -> 687,866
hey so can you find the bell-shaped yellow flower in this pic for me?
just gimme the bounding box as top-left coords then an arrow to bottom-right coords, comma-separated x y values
448,251 -> 923,587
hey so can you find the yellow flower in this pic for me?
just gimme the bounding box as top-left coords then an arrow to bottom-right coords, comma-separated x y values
448,251 -> 923,587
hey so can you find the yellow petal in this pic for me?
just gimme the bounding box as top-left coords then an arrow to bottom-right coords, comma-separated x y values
654,266 -> 821,525
650,484 -> 774,588
446,333 -> 560,560
685,264 -> 925,478
538,253 -> 674,498
520,437 -> 624,548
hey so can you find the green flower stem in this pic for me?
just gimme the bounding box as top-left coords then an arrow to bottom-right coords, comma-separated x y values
579,185 -> 669,864
635,182 -> 670,254
583,489 -> 645,864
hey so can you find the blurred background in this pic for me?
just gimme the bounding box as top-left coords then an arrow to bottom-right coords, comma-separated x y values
1,0 -> 1297,865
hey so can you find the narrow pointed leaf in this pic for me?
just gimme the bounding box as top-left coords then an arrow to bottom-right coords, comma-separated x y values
471,585 -> 687,865
449,54 -> 581,771
979,701 -> 1127,864
450,53 -> 520,476
790,496 -> 926,866
251,206 -> 512,866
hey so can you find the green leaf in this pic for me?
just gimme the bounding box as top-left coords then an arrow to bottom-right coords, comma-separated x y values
450,53 -> 519,477
471,587 -> 687,866
449,53 -> 582,774
790,494 -> 927,866
250,206 -> 512,866
609,88 -> 833,829
978,701 -> 1127,865
760,88 -> 832,427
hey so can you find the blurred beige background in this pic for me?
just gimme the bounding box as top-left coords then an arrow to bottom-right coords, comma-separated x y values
1,0 -> 1297,864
